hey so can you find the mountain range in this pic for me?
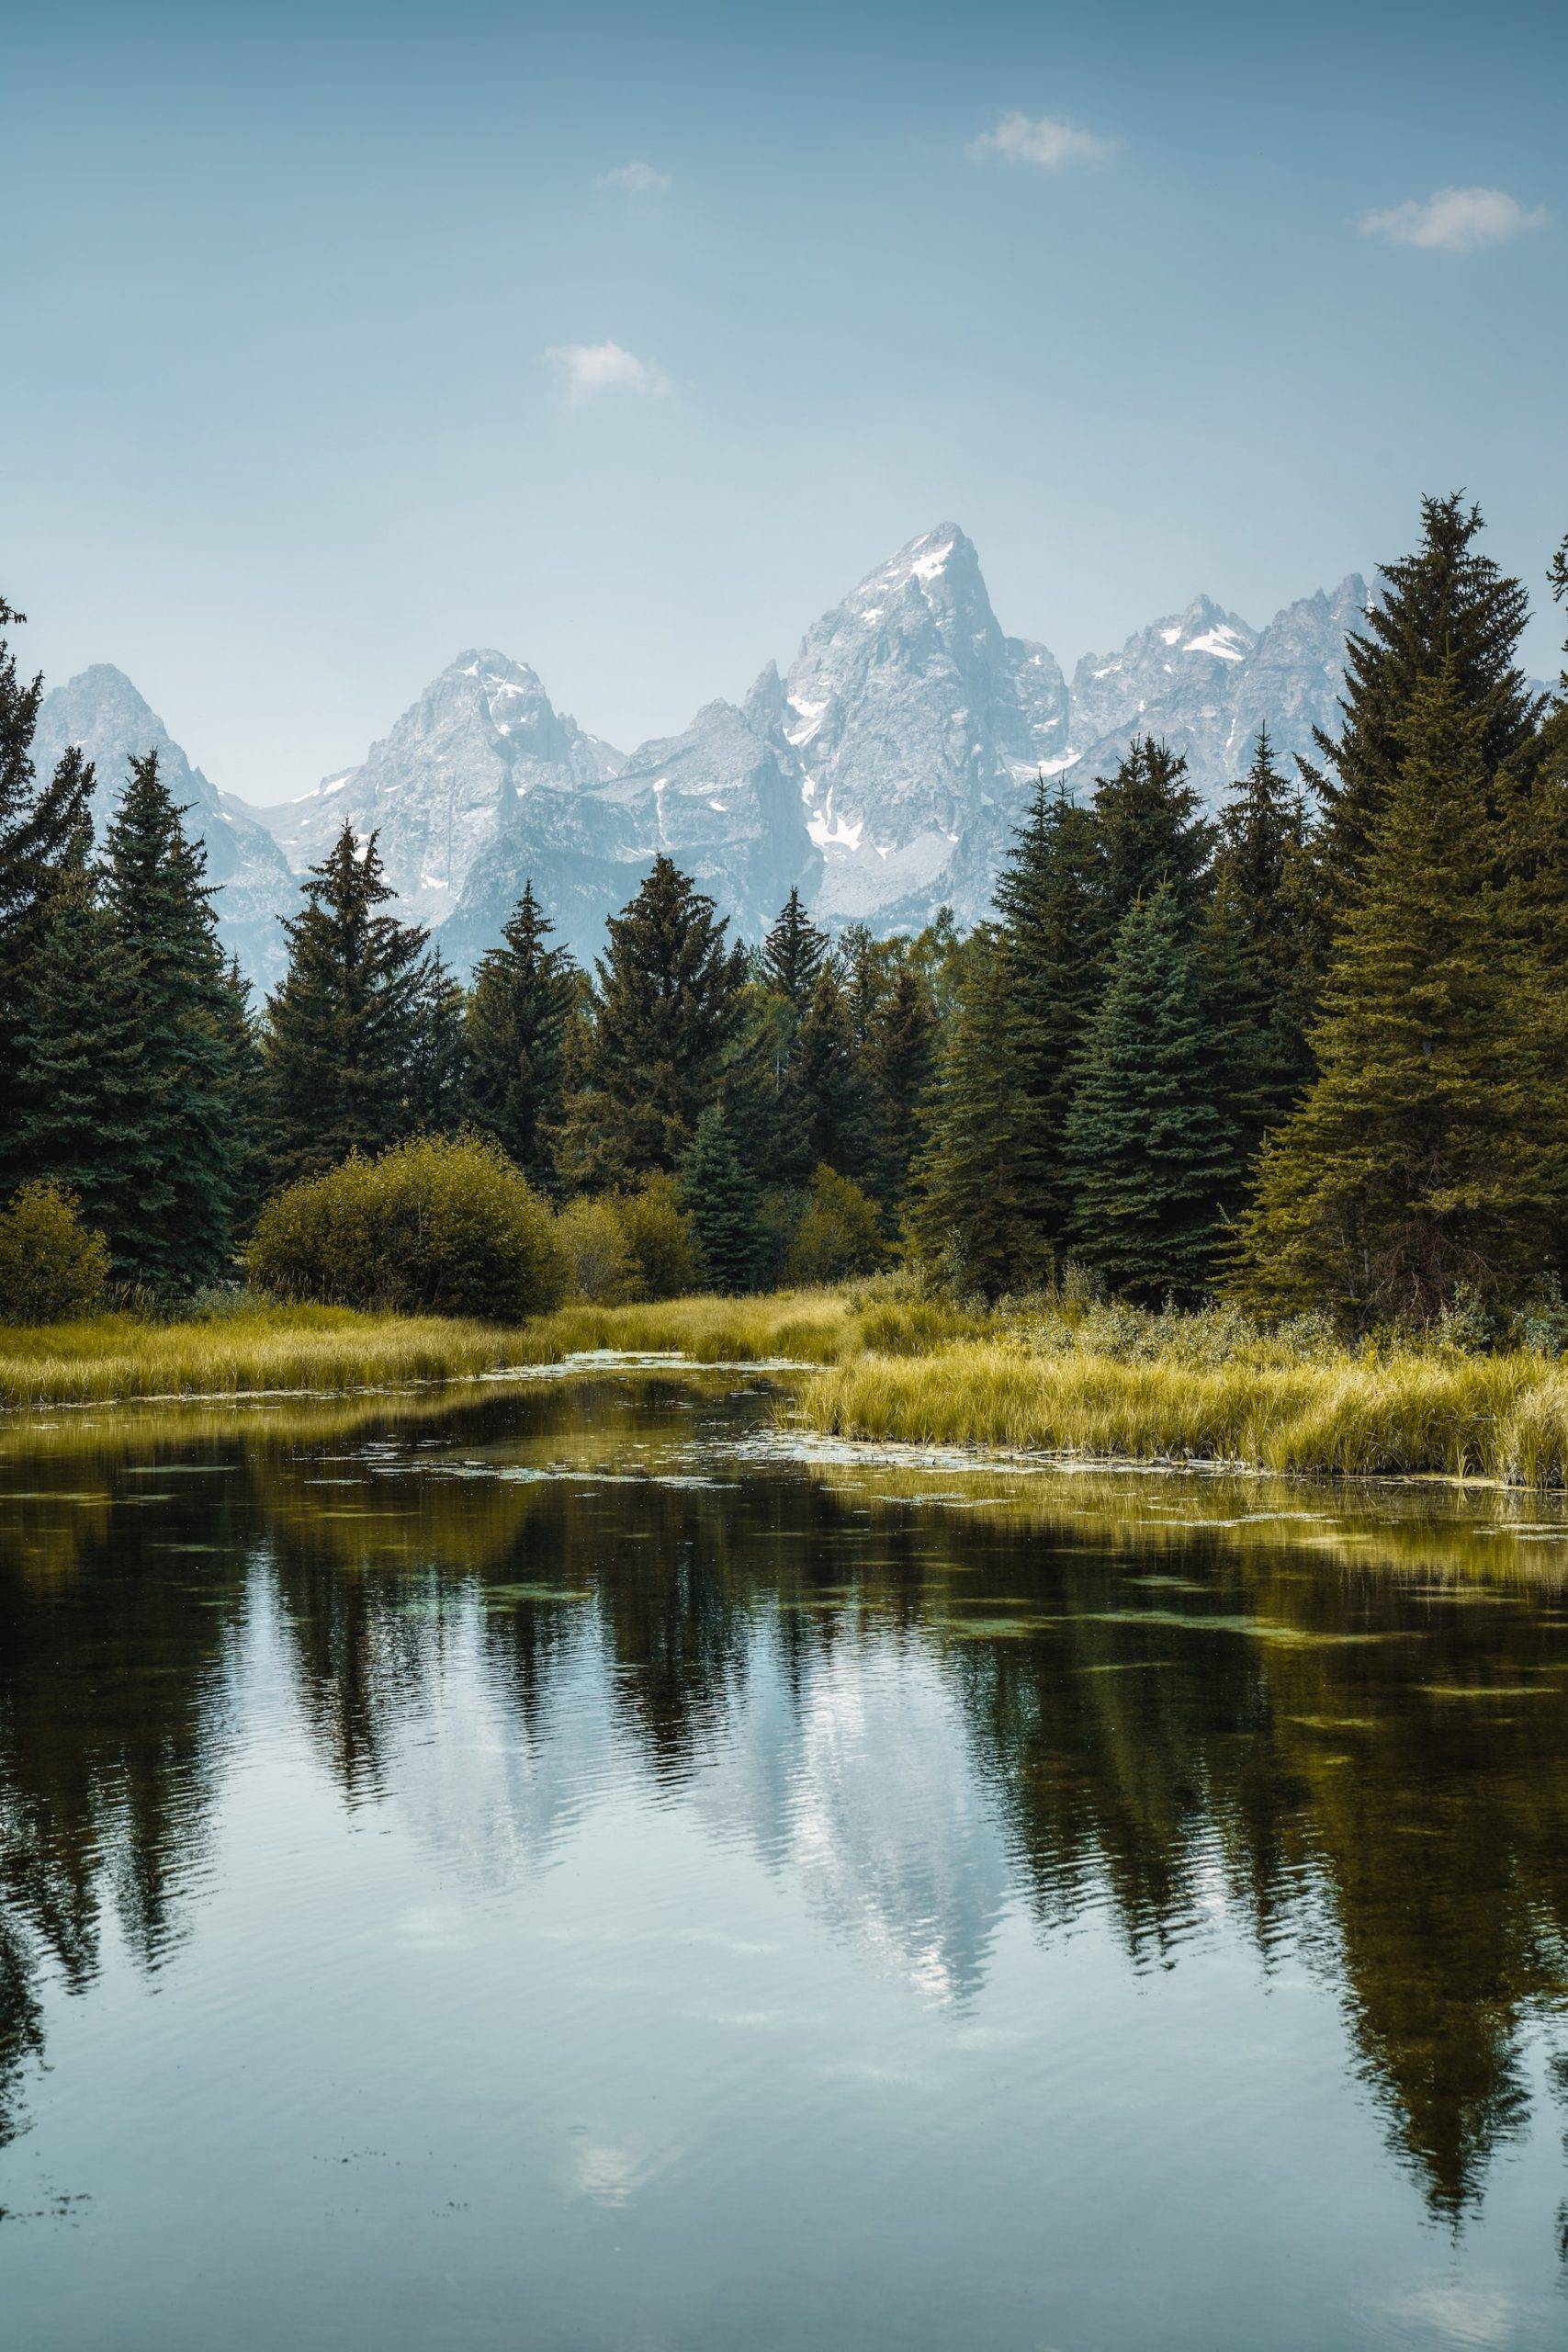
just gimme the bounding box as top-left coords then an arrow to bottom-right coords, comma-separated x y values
35,526 -> 1366,984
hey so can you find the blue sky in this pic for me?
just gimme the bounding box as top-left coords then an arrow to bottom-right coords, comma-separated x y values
4,0 -> 1564,799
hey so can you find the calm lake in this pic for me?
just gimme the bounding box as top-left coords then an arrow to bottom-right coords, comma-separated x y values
2,1368 -> 1567,2349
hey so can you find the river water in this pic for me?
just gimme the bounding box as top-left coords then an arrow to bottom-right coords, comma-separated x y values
2,1369 -> 1566,2349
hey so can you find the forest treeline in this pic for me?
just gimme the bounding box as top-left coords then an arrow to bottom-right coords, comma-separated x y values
3,492 -> 1567,1331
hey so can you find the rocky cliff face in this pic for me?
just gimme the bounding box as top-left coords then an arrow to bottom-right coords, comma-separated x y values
32,665 -> 298,987
254,650 -> 627,934
71,526 -> 1368,979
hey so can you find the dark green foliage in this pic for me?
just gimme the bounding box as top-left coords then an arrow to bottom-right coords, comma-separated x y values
407,952 -> 471,1136
993,780 -> 1106,1246
1092,737 -> 1213,932
465,882 -> 576,1188
909,929 -> 1049,1300
1064,885 -> 1240,1306
0,1181 -> 110,1324
761,886 -> 827,1012
865,957 -> 939,1210
0,596 -> 94,1182
104,752 -> 243,1291
1199,731 -> 1319,1179
9,845 -> 160,1272
1234,670 -> 1552,1323
564,855 -> 746,1186
681,1101 -> 761,1292
247,1135 -> 567,1319
794,962 -> 867,1179
1305,493 -> 1540,913
263,825 -> 429,1186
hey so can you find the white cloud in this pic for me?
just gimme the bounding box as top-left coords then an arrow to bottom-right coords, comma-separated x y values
544,341 -> 672,402
598,159 -> 672,196
967,110 -> 1120,170
1359,186 -> 1548,253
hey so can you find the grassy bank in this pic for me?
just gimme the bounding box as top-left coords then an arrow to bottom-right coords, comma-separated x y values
0,1291 -> 863,1409
793,1319 -> 1568,1487
8,1287 -> 1568,1489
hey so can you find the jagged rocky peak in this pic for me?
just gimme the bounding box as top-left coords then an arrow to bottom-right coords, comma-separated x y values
772,523 -> 1069,928
32,662 -> 297,987
252,647 -> 627,928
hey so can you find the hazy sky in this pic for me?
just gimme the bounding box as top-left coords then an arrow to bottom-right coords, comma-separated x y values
5,0 -> 1565,800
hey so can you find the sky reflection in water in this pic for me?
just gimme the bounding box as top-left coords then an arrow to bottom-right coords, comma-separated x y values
1,1374 -> 1566,2350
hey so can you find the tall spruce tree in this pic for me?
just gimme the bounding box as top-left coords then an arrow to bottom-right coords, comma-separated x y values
1092,737 -> 1213,933
0,598 -> 94,1185
465,882 -> 576,1189
793,961 -> 866,1178
263,825 -> 429,1185
761,886 -> 828,1013
1304,494 -> 1541,916
104,752 -> 242,1290
407,951 -> 470,1136
9,830 -> 158,1270
1199,730 -> 1319,1175
1063,884 -> 1239,1306
682,1101 -> 761,1292
562,855 -> 746,1186
1232,668 -> 1551,1323
908,929 -> 1048,1300
993,779 -> 1107,1248
866,958 -> 939,1212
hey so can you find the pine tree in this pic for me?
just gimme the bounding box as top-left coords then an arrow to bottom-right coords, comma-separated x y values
681,1101 -> 761,1292
9,830 -> 158,1270
465,882 -> 576,1189
1092,737 -> 1213,933
406,951 -> 470,1136
993,779 -> 1107,1247
104,752 -> 241,1290
1305,493 -> 1540,915
0,597 -> 94,1183
263,825 -> 429,1185
1064,885 -> 1239,1306
1232,669 -> 1551,1323
1199,730 -> 1319,1175
793,961 -> 867,1177
908,930 -> 1049,1300
562,855 -> 746,1186
761,886 -> 828,1013
866,958 -> 939,1211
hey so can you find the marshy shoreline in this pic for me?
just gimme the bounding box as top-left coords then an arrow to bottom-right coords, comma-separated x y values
7,1287 -> 1568,1494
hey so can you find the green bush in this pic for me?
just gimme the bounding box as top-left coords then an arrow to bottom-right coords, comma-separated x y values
616,1173 -> 695,1300
0,1181 -> 111,1325
558,1194 -> 639,1304
783,1166 -> 886,1286
247,1136 -> 567,1320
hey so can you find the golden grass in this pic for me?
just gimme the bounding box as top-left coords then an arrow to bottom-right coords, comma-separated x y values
9,1283 -> 1568,1490
794,1334 -> 1568,1487
0,1290 -> 863,1411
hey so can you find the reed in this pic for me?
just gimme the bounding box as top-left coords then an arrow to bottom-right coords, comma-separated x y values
0,1290 -> 863,1410
793,1334 -> 1568,1487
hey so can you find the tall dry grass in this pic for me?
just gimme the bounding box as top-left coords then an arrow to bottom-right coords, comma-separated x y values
0,1290 -> 866,1410
794,1326 -> 1568,1487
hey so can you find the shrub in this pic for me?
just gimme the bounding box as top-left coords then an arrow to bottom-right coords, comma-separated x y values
558,1195 -> 639,1304
783,1166 -> 886,1286
0,1182 -> 112,1325
247,1136 -> 567,1320
617,1173 -> 696,1300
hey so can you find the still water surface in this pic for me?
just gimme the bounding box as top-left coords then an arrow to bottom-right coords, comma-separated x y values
2,1370 -> 1567,2349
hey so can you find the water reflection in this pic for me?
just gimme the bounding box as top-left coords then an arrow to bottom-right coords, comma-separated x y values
1,1374 -> 1566,2308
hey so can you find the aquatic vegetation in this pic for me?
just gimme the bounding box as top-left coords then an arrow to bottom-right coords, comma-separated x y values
793,1328 -> 1568,1489
0,1291 -> 863,1410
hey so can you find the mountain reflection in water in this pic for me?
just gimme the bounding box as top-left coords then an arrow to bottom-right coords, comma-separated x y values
1,1374 -> 1566,2350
